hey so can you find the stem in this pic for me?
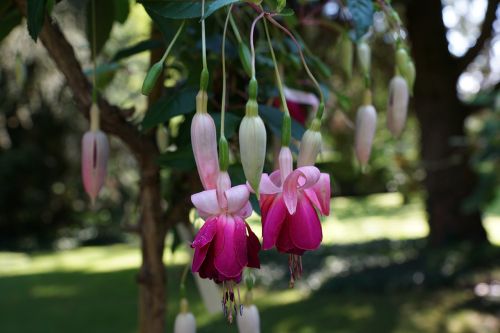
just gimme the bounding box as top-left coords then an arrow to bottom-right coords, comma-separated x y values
91,0 -> 98,119
265,15 -> 325,118
250,12 -> 265,79
201,0 -> 207,70
263,19 -> 288,116
161,20 -> 185,64
221,5 -> 233,138
229,12 -> 242,44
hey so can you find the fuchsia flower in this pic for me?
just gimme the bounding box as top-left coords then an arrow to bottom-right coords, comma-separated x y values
258,147 -> 330,286
81,129 -> 109,205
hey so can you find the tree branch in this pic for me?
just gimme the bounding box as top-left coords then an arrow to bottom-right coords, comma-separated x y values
456,0 -> 498,73
14,0 -> 158,163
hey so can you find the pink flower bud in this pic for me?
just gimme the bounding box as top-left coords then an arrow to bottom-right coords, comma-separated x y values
387,76 -> 409,137
355,105 -> 377,165
191,90 -> 219,190
297,120 -> 322,167
81,130 -> 109,204
239,100 -> 266,195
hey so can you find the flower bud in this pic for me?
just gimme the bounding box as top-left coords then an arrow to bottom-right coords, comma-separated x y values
387,76 -> 409,137
355,105 -> 377,165
141,61 -> 163,96
357,41 -> 371,77
81,129 -> 109,205
238,42 -> 252,77
339,33 -> 353,79
156,124 -> 169,153
395,48 -> 409,76
237,303 -> 260,333
405,60 -> 416,93
297,119 -> 322,167
239,99 -> 266,195
174,298 -> 196,333
191,90 -> 219,190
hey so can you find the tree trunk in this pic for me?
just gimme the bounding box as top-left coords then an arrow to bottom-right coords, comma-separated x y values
406,0 -> 488,246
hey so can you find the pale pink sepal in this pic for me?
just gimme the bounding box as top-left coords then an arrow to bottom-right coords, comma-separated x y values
282,166 -> 321,215
284,87 -> 319,110
81,130 -> 109,204
225,185 -> 251,216
191,112 -> 219,190
304,173 -> 331,216
191,190 -> 220,219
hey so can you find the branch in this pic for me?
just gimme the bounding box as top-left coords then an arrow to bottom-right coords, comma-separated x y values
14,0 -> 158,164
456,0 -> 498,73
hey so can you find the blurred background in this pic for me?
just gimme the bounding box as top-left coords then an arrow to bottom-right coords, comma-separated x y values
0,0 -> 499,332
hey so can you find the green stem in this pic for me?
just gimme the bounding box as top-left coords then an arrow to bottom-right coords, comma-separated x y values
91,0 -> 97,105
201,0 -> 207,70
228,11 -> 242,44
250,12 -> 265,79
221,5 -> 233,138
161,20 -> 185,64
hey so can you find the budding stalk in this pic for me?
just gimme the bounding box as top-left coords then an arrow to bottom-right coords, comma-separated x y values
357,41 -> 371,80
355,103 -> 377,166
297,119 -> 322,167
339,33 -> 353,79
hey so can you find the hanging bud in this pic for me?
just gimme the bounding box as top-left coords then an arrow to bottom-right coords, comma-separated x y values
156,124 -> 169,153
395,48 -> 409,76
297,119 -> 322,167
174,298 -> 196,333
238,42 -> 253,77
141,61 -> 163,96
240,100 -> 267,196
405,60 -> 416,93
387,76 -> 409,137
191,90 -> 219,190
355,104 -> 377,165
81,129 -> 109,205
339,33 -> 353,79
237,291 -> 260,333
357,41 -> 371,77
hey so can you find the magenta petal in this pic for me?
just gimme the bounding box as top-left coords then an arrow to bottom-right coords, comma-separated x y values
81,130 -> 109,203
289,195 -> 322,251
192,218 -> 217,272
214,215 -> 247,278
225,185 -> 250,216
282,166 -> 320,214
191,189 -> 220,219
261,196 -> 287,250
245,223 -> 261,268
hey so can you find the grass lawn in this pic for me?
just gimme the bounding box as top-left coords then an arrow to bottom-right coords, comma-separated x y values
1,193 -> 499,332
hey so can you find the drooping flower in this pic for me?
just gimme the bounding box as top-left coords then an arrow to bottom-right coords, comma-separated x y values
355,104 -> 377,165
173,298 -> 196,333
81,121 -> 109,205
258,147 -> 330,286
191,90 -> 219,190
191,171 -> 261,322
272,87 -> 319,124
387,75 -> 409,137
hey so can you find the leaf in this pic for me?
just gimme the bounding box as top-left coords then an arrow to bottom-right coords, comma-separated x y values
0,9 -> 22,42
142,88 -> 198,130
259,105 -> 305,141
113,0 -> 130,24
87,0 -> 115,56
279,8 -> 294,17
27,0 -> 47,41
143,7 -> 177,41
157,145 -> 196,170
112,39 -> 163,62
347,0 -> 373,41
141,0 -> 240,20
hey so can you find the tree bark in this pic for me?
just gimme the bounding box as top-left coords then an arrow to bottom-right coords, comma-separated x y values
14,1 -> 169,331
406,0 -> 488,246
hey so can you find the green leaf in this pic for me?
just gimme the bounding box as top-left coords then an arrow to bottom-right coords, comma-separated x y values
113,0 -> 130,24
142,88 -> 198,130
279,8 -> 294,16
157,145 -> 196,170
87,0 -> 115,56
111,39 -> 163,62
0,9 -> 22,42
347,0 -> 373,41
259,105 -> 305,141
141,0 -> 240,20
27,0 -> 47,41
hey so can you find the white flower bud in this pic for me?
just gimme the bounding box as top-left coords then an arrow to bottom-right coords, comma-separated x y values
387,76 -> 409,137
237,304 -> 260,333
297,120 -> 322,167
355,105 -> 377,165
357,41 -> 371,76
174,299 -> 196,333
239,100 -> 267,195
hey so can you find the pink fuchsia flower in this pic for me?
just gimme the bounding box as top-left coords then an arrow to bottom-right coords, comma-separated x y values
191,172 -> 261,321
272,87 -> 320,125
81,129 -> 109,205
258,147 -> 330,286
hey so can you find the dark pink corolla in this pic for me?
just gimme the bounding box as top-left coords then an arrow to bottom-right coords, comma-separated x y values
191,172 -> 261,283
258,147 -> 330,286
